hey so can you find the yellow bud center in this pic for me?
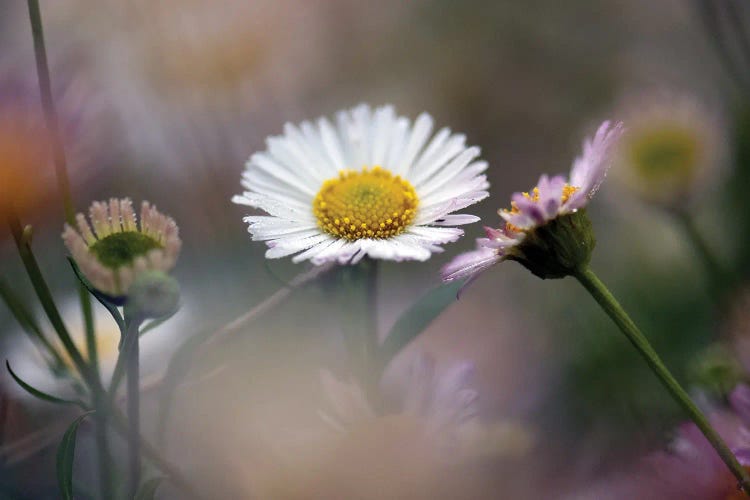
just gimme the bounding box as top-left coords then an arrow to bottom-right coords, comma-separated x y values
313,167 -> 418,241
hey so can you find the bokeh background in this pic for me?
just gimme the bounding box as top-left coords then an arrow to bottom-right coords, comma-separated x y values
1,0 -> 748,498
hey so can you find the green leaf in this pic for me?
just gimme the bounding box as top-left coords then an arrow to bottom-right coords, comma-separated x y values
67,257 -> 125,332
57,411 -> 95,500
135,476 -> 164,500
5,361 -> 87,409
377,280 -> 463,369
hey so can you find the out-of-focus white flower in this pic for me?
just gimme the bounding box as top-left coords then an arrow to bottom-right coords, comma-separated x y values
442,121 -> 623,284
3,297 -> 182,404
319,351 -> 531,462
233,104 -> 489,264
62,198 -> 181,299
611,92 -> 725,208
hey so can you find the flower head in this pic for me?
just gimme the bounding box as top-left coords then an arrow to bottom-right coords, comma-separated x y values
233,104 -> 489,264
442,121 -> 623,283
62,198 -> 181,299
611,92 -> 724,208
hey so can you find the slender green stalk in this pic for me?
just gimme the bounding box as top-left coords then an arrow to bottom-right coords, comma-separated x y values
123,315 -> 142,498
92,392 -> 113,500
127,337 -> 140,498
26,0 -> 74,223
674,210 -> 729,293
0,277 -> 65,368
363,259 -> 379,371
7,215 -> 89,382
110,409 -> 202,500
26,4 -> 108,494
574,266 -> 750,493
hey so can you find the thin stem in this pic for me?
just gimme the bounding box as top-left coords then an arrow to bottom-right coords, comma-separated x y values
674,210 -> 729,294
7,215 -> 89,383
123,315 -> 141,498
574,266 -> 750,494
26,0 -> 74,223
693,0 -> 750,90
0,277 -> 65,368
362,259 -> 380,403
93,392 -> 113,500
26,0 -> 98,397
109,409 -> 202,500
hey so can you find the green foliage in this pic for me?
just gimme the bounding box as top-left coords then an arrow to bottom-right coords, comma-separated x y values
56,411 -> 95,500
5,361 -> 87,409
377,280 -> 463,369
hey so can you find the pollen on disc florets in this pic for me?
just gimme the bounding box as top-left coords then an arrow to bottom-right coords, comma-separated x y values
62,198 -> 181,299
503,184 -> 579,234
313,166 -> 419,241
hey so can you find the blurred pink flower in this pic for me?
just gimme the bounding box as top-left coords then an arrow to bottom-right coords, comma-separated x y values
571,385 -> 750,500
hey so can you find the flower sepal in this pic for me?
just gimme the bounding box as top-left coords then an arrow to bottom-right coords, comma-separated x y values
506,209 -> 595,279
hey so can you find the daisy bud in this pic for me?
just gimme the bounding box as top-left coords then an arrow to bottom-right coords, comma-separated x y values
63,198 -> 181,301
124,271 -> 180,321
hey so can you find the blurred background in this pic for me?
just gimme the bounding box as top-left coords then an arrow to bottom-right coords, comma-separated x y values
1,0 -> 749,498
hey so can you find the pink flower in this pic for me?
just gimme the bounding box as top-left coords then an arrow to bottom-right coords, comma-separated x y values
442,121 -> 623,285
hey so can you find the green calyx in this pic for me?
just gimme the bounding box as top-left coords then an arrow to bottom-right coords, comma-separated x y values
507,210 -> 596,279
89,232 -> 162,269
125,271 -> 180,320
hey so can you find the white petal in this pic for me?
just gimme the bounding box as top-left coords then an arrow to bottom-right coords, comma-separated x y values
265,233 -> 331,259
431,214 -> 480,226
397,113 -> 434,177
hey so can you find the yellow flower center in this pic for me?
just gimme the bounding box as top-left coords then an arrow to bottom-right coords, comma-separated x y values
313,167 -> 418,241
503,184 -> 579,234
628,125 -> 700,183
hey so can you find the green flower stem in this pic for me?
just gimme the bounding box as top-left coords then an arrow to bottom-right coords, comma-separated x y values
0,277 -> 65,368
26,0 -> 74,223
574,266 -> 750,493
8,215 -> 114,497
363,258 -> 379,388
122,314 -> 142,498
674,210 -> 730,294
26,0 -> 100,402
92,391 -> 113,500
109,408 -> 202,500
7,215 -> 89,382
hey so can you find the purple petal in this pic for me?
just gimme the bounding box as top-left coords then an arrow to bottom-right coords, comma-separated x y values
536,174 -> 566,219
441,246 -> 502,283
730,384 -> 750,424
511,193 -> 546,225
567,120 -> 624,209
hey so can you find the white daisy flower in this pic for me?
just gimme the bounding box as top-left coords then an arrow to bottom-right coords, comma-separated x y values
443,120 -> 623,283
62,198 -> 181,300
232,104 -> 489,264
